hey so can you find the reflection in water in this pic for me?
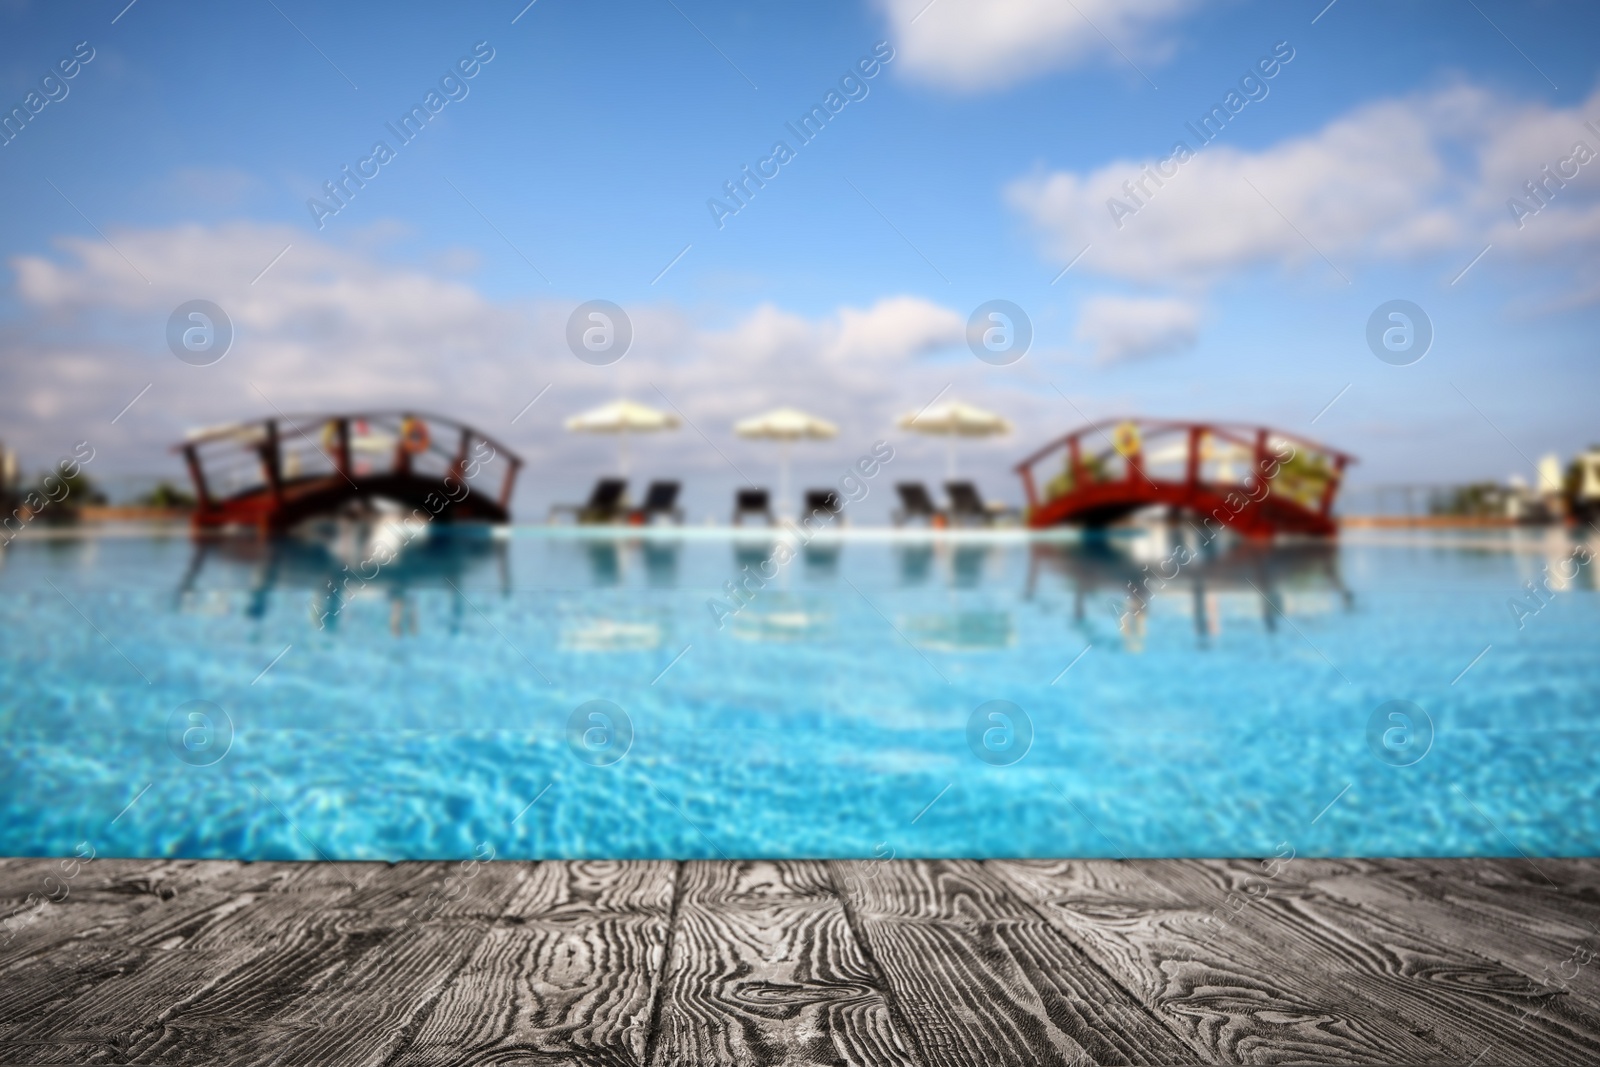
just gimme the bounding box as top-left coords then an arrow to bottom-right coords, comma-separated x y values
897,545 -> 934,586
734,543 -> 773,573
642,540 -> 680,587
804,544 -> 840,578
729,591 -> 833,643
586,541 -> 622,586
951,545 -> 990,589
560,617 -> 663,651
176,526 -> 508,637
1027,533 -> 1353,651
900,611 -> 1014,651
888,543 -> 998,588
568,537 -> 685,589
1532,533 -> 1600,594
173,529 -> 1355,655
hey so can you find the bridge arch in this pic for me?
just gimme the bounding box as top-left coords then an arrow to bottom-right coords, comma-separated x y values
176,412 -> 523,533
1016,419 -> 1354,537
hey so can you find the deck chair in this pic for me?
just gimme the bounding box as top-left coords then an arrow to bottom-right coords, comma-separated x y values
803,489 -> 844,524
732,488 -> 774,525
634,480 -> 683,524
892,482 -> 942,526
945,481 -> 1019,526
548,478 -> 627,524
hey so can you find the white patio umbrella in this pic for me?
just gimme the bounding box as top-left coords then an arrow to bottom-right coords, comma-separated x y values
564,399 -> 679,475
896,400 -> 1012,478
733,407 -> 838,518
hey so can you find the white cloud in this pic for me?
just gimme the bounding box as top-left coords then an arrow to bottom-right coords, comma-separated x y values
660,296 -> 965,429
827,296 -> 964,363
1074,294 -> 1200,363
1007,83 -> 1600,297
1007,96 -> 1455,284
0,223 -> 993,514
878,0 -> 1192,91
4,223 -> 664,482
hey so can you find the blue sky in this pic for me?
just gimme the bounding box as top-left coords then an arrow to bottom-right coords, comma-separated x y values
1,0 -> 1598,518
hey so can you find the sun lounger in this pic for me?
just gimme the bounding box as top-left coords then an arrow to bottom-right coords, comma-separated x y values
803,489 -> 844,523
892,482 -> 943,526
945,481 -> 1019,526
634,480 -> 683,524
733,488 -> 774,525
548,478 -> 627,524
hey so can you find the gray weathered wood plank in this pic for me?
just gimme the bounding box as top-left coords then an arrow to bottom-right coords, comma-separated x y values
994,858 -> 1600,1065
388,859 -> 676,1067
992,859 -> 1450,1064
2,861 -> 520,1066
1187,858 -> 1600,1062
0,859 -> 256,1056
833,859 -> 1192,1066
1,862 -> 389,1063
157,859 -> 520,1066
649,860 -> 919,1067
0,859 -> 246,965
1296,860 -> 1600,1050
6,857 -> 1600,1066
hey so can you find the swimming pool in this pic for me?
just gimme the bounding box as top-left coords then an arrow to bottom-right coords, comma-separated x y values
1,526 -> 1595,860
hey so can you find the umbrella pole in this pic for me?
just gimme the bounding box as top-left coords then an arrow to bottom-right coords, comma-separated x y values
619,431 -> 629,478
946,437 -> 955,481
780,439 -> 791,520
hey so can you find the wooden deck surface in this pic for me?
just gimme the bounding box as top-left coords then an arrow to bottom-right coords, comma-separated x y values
2,857 -> 1598,1065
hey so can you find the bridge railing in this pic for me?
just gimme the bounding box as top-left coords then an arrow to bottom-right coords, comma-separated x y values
177,411 -> 522,514
1015,418 -> 1354,521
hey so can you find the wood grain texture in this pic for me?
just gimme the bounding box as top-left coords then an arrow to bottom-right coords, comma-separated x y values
0,859 -> 246,963
388,859 -> 676,1067
650,860 -> 917,1067
2,862 -> 393,1063
0,859 -> 257,1061
993,858 -> 1600,1065
204,860 -> 527,1067
832,859 -> 1192,1066
992,859 -> 1453,1064
4,857 -> 1600,1066
1178,859 -> 1600,1063
1295,860 -> 1600,1059
1,861 -> 520,1066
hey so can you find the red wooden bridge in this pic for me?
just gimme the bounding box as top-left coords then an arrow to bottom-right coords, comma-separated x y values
1016,418 -> 1353,537
176,412 -> 522,532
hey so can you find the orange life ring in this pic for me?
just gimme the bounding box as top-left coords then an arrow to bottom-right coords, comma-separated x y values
400,416 -> 430,455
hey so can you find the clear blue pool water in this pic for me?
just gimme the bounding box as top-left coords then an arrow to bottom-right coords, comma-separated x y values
1,526 -> 1596,860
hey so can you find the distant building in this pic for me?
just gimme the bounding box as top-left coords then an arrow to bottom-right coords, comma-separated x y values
0,443 -> 16,511
1571,447 -> 1600,522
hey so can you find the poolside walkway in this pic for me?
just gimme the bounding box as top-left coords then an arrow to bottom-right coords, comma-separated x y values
2,857 -> 1598,1065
